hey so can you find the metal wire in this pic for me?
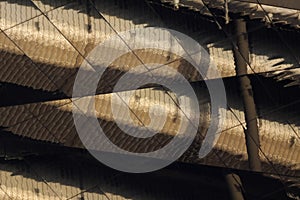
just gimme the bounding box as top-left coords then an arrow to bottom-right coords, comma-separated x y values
1,1 -> 299,198
0,183 -> 13,200
146,1 -> 299,183
195,0 -> 299,195
0,29 -> 66,144
3,0 -> 246,195
22,159 -> 63,200
145,0 -> 298,196
201,0 -> 300,140
0,0 -> 296,171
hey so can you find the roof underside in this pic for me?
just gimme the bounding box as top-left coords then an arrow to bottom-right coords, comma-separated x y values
0,0 -> 299,191
156,0 -> 300,29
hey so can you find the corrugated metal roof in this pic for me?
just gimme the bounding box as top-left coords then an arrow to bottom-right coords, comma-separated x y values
0,86 -> 299,176
1,0 -> 299,96
0,0 -> 299,171
0,151 -> 228,200
158,0 -> 300,29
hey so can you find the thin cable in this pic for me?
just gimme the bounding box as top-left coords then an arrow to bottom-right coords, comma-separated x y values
94,0 -> 245,153
65,185 -> 99,200
0,1 -> 239,199
36,2 -> 245,193
29,0 -> 195,151
22,158 -> 63,200
1,0 -> 298,191
199,0 -> 288,185
198,0 -> 300,147
200,0 -> 300,140
2,1 -> 74,32
190,0 -> 297,191
143,1 -> 250,194
255,0 -> 299,67
0,29 -> 66,144
33,0 -> 298,191
0,183 -> 13,200
2,0 -> 296,167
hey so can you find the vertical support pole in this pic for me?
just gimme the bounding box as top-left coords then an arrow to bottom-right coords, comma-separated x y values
225,172 -> 245,200
233,19 -> 262,171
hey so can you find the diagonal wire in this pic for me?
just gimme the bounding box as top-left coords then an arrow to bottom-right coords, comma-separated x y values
25,0 -> 215,160
2,0 -> 76,32
0,29 -> 67,144
201,0 -> 300,140
1,0 -> 298,195
0,183 -> 13,200
145,0 -> 297,194
25,3 -> 245,196
0,0 -> 296,172
64,162 -> 124,200
29,0 -> 300,181
254,0 -> 300,67
194,0 -> 299,193
195,0 -> 300,140
21,159 -> 63,200
87,5 -> 248,186
0,0 -> 292,199
28,1 -> 165,144
200,0 -> 288,186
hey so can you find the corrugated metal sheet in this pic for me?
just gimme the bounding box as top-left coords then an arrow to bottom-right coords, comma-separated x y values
0,86 -> 299,176
0,154 -> 224,200
158,0 -> 300,29
0,132 -> 297,199
0,0 -> 298,176
0,0 -> 299,198
0,0 -> 299,97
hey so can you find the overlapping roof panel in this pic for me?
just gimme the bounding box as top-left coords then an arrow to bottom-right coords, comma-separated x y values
1,0 -> 299,96
0,0 -> 299,185
159,0 -> 300,29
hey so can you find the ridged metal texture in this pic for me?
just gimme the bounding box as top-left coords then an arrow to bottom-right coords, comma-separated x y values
0,0 -> 299,96
159,0 -> 300,29
0,85 -> 299,177
0,0 -> 299,183
0,153 -> 226,200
